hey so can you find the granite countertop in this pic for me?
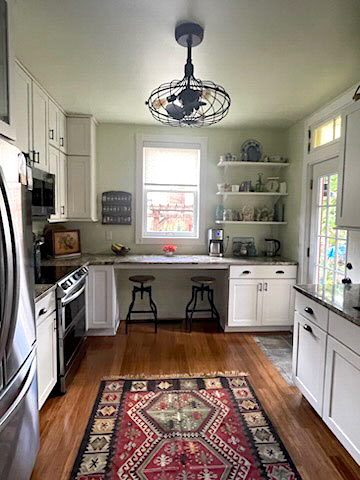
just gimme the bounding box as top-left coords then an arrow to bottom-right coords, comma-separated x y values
34,284 -> 56,301
41,253 -> 297,267
294,284 -> 360,327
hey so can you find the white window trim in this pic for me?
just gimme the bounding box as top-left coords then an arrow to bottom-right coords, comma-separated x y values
298,83 -> 357,283
135,134 -> 208,245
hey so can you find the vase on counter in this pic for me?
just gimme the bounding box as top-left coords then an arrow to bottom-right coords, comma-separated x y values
163,245 -> 176,256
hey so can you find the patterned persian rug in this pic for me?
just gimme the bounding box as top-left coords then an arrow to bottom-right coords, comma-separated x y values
70,374 -> 301,479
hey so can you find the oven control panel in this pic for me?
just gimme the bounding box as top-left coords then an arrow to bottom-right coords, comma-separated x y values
57,266 -> 88,297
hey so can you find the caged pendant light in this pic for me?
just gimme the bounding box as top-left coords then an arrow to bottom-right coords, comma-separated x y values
145,22 -> 231,127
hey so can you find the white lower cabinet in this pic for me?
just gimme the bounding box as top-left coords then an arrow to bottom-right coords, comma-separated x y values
323,336 -> 360,464
228,279 -> 261,326
293,292 -> 360,465
87,266 -> 119,335
228,266 -> 296,329
262,279 -> 296,326
292,312 -> 327,415
36,291 -> 57,409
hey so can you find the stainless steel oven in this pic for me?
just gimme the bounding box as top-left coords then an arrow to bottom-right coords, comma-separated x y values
56,266 -> 88,393
32,167 -> 55,217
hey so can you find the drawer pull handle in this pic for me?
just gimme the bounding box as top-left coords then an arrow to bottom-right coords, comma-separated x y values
242,270 -> 251,274
303,324 -> 313,333
276,270 -> 285,274
39,308 -> 47,316
304,307 -> 314,315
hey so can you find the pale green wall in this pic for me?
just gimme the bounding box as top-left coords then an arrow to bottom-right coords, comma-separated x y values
278,120 -> 305,261
66,123 -> 289,256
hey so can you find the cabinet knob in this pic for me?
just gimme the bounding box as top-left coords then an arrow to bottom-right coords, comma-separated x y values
303,324 -> 313,333
61,206 -> 65,215
342,277 -> 352,284
242,270 -> 251,274
49,129 -> 54,140
346,262 -> 353,270
39,308 -> 47,316
264,282 -> 268,291
258,283 -> 262,292
276,270 -> 285,274
60,137 -> 64,147
304,306 -> 313,315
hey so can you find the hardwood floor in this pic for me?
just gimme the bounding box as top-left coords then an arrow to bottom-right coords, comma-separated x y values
31,322 -> 360,480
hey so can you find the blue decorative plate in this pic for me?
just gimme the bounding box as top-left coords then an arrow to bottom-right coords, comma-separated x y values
241,139 -> 263,162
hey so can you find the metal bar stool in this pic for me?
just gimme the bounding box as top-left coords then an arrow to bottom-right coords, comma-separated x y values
185,276 -> 221,332
125,275 -> 158,334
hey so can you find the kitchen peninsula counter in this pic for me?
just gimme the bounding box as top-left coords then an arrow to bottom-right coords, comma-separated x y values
294,283 -> 360,327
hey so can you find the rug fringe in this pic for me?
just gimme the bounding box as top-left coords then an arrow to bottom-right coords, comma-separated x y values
102,370 -> 249,381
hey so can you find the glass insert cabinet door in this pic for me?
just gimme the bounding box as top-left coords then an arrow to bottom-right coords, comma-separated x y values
0,0 -> 14,140
310,158 -> 347,285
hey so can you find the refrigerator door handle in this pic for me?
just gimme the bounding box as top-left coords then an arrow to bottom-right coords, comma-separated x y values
0,166 -> 20,361
0,352 -> 36,429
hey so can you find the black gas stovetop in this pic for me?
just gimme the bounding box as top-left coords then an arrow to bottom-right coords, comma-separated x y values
34,265 -> 79,285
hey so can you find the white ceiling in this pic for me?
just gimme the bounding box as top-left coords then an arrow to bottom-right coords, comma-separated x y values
13,0 -> 360,128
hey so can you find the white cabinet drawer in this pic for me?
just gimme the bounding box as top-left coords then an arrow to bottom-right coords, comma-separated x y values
329,311 -> 360,356
293,312 -> 327,415
35,289 -> 56,323
295,292 -> 328,331
229,265 -> 297,279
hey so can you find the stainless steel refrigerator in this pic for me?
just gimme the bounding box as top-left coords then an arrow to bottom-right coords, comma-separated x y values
0,138 -> 39,479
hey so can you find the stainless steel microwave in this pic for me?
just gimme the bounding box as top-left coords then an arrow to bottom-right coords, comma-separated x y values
32,167 -> 55,217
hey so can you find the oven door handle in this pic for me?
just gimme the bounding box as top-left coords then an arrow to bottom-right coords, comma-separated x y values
62,283 -> 86,306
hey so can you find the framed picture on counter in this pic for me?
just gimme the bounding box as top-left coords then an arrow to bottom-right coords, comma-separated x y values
51,230 -> 81,257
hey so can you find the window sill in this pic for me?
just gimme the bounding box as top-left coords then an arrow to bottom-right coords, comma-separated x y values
136,236 -> 205,246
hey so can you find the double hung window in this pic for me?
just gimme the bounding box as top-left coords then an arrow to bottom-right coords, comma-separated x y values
136,136 -> 206,243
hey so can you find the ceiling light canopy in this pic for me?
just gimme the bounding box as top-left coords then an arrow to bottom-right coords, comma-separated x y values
146,22 -> 231,127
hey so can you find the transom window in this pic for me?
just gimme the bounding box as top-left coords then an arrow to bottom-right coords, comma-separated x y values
313,115 -> 341,149
314,173 -> 347,285
136,136 -> 206,243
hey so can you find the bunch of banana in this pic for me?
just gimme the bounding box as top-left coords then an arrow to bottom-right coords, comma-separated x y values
111,243 -> 130,255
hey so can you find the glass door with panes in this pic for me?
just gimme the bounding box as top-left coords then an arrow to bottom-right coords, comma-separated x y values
309,158 -> 347,285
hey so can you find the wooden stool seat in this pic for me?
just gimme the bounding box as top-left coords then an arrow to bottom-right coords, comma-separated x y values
191,276 -> 216,285
129,275 -> 155,284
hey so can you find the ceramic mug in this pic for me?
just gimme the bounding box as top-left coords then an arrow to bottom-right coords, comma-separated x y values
217,183 -> 225,192
232,184 -> 240,192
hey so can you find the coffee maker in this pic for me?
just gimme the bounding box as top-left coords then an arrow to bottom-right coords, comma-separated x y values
208,228 -> 224,257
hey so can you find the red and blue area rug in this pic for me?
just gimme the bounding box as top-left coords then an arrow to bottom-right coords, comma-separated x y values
70,374 -> 301,479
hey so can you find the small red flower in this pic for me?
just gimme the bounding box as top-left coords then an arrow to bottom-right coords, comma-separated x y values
163,245 -> 176,253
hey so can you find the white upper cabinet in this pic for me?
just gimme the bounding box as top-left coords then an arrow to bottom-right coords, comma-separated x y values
49,146 -> 68,222
0,0 -> 15,140
337,101 -> 360,229
32,82 -> 48,171
48,99 -> 59,148
67,116 -> 92,155
59,110 -> 67,152
59,151 -> 67,219
14,62 -> 32,155
66,115 -> 97,221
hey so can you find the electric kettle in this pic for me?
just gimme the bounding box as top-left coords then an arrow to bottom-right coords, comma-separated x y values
265,238 -> 281,257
